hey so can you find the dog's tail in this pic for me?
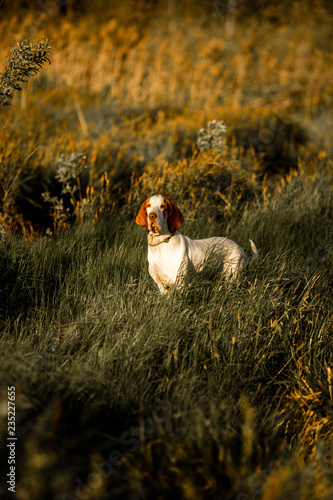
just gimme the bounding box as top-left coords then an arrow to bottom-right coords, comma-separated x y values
249,239 -> 258,265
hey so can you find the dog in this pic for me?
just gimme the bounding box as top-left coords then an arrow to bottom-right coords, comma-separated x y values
136,194 -> 257,293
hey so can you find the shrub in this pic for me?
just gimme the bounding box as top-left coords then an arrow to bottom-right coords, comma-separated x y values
128,122 -> 264,226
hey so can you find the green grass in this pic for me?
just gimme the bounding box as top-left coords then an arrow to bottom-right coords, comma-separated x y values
1,168 -> 332,499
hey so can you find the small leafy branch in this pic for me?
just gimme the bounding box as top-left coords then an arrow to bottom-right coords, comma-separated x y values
0,38 -> 51,107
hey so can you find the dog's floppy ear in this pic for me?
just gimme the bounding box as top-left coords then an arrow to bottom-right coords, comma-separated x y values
164,197 -> 184,235
136,199 -> 149,234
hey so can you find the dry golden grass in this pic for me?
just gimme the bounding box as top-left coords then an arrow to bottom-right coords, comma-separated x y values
0,1 -> 332,238
0,1 -> 332,115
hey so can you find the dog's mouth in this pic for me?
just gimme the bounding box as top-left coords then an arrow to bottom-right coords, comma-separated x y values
149,224 -> 161,235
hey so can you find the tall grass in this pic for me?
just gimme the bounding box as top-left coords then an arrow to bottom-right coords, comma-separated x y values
1,1 -> 331,114
0,1 -> 333,498
1,163 -> 332,499
1,0 -> 332,236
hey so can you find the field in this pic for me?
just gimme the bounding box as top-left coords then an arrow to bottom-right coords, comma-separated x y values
0,1 -> 333,499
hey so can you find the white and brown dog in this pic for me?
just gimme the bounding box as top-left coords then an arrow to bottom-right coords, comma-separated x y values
136,194 -> 257,293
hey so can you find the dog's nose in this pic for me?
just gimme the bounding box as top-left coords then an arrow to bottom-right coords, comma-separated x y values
149,212 -> 157,221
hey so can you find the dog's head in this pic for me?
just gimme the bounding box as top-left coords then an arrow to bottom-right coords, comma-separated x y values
135,194 -> 184,235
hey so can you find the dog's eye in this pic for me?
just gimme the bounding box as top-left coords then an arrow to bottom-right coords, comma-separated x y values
146,204 -> 151,208
161,203 -> 167,209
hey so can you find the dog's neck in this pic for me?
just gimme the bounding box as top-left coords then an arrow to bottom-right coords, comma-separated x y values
148,233 -> 173,247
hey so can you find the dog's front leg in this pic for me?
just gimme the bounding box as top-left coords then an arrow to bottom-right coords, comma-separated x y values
148,265 -> 174,294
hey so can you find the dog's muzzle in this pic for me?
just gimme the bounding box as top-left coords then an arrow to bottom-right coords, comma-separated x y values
149,223 -> 161,234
